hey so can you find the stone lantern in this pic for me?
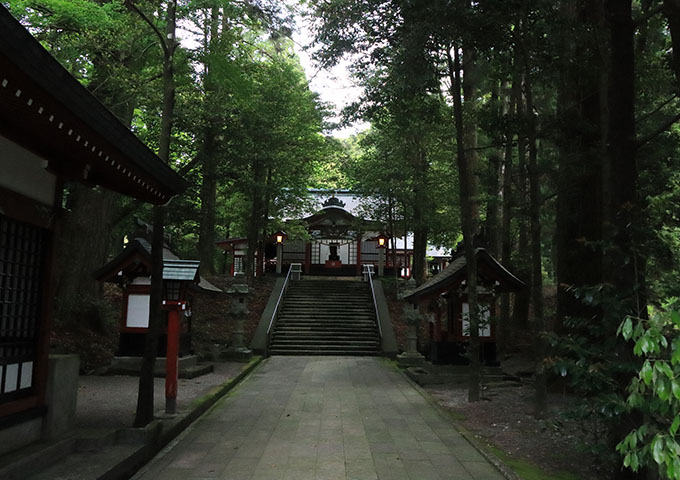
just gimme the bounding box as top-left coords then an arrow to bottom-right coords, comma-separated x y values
397,302 -> 425,367
224,273 -> 252,361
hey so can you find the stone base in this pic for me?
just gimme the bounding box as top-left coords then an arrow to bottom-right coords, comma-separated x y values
108,355 -> 213,378
221,347 -> 253,362
396,352 -> 425,368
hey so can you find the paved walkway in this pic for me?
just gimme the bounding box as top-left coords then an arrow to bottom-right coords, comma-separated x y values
133,356 -> 505,480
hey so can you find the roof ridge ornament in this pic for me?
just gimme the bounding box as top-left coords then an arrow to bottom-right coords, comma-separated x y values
322,196 -> 346,208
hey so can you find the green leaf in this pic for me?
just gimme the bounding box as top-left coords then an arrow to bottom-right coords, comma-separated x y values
657,362 -> 674,379
640,337 -> 651,354
672,380 -> 680,400
630,452 -> 639,471
657,378 -> 670,402
621,317 -> 634,340
641,361 -> 654,386
671,310 -> 680,327
673,340 -> 680,366
652,436 -> 665,465
670,415 -> 680,437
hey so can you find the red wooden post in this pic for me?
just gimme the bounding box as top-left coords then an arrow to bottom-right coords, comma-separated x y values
165,302 -> 182,414
356,238 -> 362,275
304,242 -> 311,274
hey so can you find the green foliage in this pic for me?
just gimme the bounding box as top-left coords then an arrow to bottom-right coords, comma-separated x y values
617,310 -> 680,479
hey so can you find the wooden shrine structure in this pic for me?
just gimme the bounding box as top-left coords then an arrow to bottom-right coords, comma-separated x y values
217,195 -> 443,277
0,6 -> 186,455
93,238 -> 220,358
404,248 -> 525,365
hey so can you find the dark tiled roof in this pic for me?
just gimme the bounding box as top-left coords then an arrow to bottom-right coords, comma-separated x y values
404,248 -> 525,301
0,6 -> 186,204
93,238 -> 222,293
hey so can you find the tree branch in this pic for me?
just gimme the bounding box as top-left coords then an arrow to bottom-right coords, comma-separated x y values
124,0 -> 168,57
635,111 -> 680,148
635,94 -> 678,125
178,153 -> 203,176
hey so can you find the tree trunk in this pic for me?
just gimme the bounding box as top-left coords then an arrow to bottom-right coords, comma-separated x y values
520,17 -> 547,416
603,3 -> 646,476
449,45 -> 481,402
498,84 -> 515,356
258,168 -> 273,277
197,7 -> 221,275
411,140 -> 429,286
53,43 -> 136,332
554,1 -> 604,331
54,186 -> 118,331
484,85 -> 502,257
134,0 -> 177,428
197,141 -> 217,274
511,69 -> 531,331
245,159 -> 265,282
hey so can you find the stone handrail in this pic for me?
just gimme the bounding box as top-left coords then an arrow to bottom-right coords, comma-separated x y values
363,264 -> 383,339
265,263 -> 299,355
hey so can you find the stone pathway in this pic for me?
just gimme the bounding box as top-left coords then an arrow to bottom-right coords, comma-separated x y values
132,356 -> 505,480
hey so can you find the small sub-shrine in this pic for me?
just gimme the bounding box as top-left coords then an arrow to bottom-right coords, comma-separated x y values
404,248 -> 525,365
93,237 -> 221,366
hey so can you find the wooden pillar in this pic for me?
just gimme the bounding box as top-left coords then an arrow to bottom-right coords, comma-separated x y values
304,242 -> 311,274
356,237 -> 362,275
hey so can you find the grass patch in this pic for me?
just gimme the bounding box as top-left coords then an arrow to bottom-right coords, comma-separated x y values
488,446 -> 580,480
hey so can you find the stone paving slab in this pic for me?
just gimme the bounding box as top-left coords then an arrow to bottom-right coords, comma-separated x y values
132,356 -> 506,480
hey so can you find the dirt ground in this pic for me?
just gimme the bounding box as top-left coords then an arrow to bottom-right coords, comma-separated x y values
425,381 -> 600,480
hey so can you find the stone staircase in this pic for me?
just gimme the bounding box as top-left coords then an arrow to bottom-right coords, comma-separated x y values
269,279 -> 381,355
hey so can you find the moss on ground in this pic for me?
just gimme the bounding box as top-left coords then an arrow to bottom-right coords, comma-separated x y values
488,446 -> 580,480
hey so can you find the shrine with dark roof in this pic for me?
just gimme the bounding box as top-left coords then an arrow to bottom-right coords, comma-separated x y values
404,247 -> 525,365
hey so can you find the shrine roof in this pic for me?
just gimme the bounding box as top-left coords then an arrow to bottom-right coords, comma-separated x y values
404,248 -> 525,302
163,259 -> 200,281
216,237 -> 248,247
0,6 -> 186,204
93,238 -> 221,293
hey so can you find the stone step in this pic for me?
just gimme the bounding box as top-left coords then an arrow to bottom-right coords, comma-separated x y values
270,345 -> 380,351
275,323 -> 377,329
276,320 -> 377,325
283,299 -> 372,304
273,332 -> 378,343
281,306 -> 375,316
285,299 -> 371,302
271,338 -> 379,345
278,312 -> 375,317
269,349 -> 381,356
270,279 -> 380,356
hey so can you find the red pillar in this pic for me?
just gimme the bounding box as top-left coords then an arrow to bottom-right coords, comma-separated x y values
356,237 -> 362,275
305,242 -> 311,274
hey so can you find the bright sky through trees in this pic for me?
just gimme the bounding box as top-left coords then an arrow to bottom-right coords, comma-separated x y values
286,1 -> 368,138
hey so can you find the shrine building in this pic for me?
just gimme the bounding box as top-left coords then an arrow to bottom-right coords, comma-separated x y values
0,7 -> 186,455
404,248 -> 525,365
217,191 -> 451,277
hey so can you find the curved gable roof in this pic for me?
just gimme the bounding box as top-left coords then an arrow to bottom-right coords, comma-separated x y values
404,248 -> 525,302
0,6 -> 186,204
